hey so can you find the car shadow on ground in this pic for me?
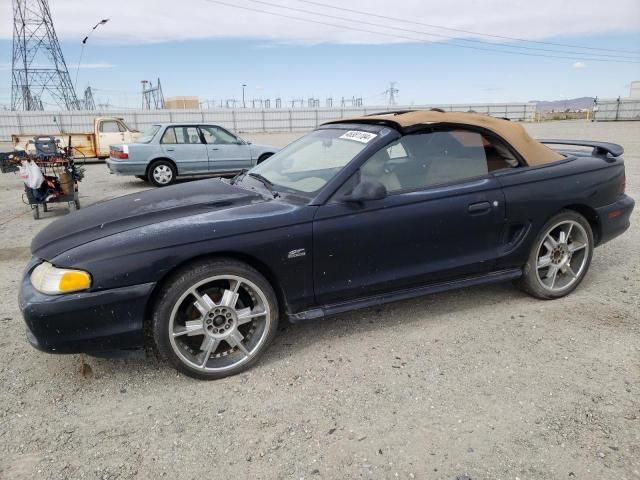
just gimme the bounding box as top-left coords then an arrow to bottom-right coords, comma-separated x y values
70,280 -> 533,382
260,281 -> 531,367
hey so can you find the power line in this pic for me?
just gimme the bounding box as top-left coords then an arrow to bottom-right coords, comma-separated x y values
299,0 -> 640,56
201,0 -> 640,64
248,0 -> 639,60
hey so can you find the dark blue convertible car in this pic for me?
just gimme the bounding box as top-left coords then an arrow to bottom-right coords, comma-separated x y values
20,110 -> 634,379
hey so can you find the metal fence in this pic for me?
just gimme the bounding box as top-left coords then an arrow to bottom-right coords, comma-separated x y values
0,103 -> 537,141
593,99 -> 640,121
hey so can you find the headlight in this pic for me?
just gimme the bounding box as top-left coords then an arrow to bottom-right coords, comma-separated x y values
30,262 -> 92,295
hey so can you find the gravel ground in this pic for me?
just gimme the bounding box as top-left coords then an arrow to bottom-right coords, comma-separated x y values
0,121 -> 638,480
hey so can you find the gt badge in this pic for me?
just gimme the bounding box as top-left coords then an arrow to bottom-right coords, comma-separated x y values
288,248 -> 306,259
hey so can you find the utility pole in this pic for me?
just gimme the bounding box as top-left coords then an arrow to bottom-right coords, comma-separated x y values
242,84 -> 247,108
74,19 -> 109,95
11,0 -> 80,110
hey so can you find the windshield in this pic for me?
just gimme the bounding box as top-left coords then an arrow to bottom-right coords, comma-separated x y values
249,129 -> 375,193
136,125 -> 161,144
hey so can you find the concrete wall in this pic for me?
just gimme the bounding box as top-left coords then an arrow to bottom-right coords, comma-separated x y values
594,99 -> 640,121
0,103 -> 536,142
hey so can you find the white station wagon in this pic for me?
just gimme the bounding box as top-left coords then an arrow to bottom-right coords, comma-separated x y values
107,123 -> 279,187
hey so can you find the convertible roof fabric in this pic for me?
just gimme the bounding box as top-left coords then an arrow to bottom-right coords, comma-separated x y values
323,110 -> 564,166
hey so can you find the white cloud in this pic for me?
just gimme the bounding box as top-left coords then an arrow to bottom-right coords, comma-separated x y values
0,0 -> 638,45
76,63 -> 116,69
572,61 -> 587,68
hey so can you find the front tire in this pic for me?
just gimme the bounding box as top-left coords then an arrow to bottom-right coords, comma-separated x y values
257,153 -> 273,164
518,210 -> 594,299
152,258 -> 279,380
148,160 -> 176,187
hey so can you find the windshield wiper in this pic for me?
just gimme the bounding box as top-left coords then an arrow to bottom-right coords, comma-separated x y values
248,172 -> 279,198
230,168 -> 249,185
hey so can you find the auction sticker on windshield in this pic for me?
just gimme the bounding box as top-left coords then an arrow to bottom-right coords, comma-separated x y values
339,131 -> 378,143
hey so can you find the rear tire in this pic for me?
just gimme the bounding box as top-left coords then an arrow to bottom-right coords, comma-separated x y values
32,205 -> 39,220
148,160 -> 176,187
152,258 -> 279,380
517,210 -> 594,299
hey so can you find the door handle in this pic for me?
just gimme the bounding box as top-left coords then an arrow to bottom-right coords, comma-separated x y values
166,148 -> 175,152
210,147 -> 219,151
467,201 -> 491,214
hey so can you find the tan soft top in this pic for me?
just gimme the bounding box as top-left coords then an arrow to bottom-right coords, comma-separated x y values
323,110 -> 564,166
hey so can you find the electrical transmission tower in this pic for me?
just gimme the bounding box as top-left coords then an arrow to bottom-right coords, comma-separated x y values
141,78 -> 165,110
384,82 -> 399,106
11,0 -> 80,110
83,86 -> 96,110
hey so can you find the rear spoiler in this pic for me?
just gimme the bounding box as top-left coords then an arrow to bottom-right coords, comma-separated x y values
539,139 -> 624,157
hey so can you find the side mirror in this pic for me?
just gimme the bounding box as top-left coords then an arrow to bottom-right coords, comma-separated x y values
342,179 -> 387,203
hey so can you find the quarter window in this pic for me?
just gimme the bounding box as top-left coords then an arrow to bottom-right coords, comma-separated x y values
161,127 -> 202,144
354,128 -> 518,193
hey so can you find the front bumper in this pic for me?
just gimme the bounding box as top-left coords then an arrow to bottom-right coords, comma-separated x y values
595,194 -> 635,245
19,259 -> 155,353
106,158 -> 147,176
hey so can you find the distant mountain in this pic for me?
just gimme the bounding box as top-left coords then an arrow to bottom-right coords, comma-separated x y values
531,97 -> 595,112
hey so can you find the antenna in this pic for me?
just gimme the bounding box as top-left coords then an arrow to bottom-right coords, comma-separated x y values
11,0 -> 80,110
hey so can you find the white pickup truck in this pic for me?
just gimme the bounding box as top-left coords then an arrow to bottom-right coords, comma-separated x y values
11,117 -> 141,159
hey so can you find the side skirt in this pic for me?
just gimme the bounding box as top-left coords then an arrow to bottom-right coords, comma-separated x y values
287,268 -> 522,323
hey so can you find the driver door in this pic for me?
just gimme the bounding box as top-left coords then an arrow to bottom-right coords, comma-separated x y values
312,129 -> 508,305
97,119 -> 127,157
199,125 -> 252,171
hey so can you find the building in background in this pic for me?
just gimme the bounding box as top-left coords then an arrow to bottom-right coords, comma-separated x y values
630,81 -> 640,99
165,96 -> 199,109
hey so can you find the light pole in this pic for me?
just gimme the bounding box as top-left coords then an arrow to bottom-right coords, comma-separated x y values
74,19 -> 110,95
242,84 -> 247,108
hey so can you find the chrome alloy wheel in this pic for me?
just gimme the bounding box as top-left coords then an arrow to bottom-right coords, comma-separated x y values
535,220 -> 589,293
152,165 -> 173,185
168,275 -> 271,372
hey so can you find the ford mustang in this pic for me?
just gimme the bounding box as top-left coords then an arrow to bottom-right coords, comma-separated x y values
20,110 -> 634,379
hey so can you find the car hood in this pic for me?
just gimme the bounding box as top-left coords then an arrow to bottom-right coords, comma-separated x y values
31,179 -> 264,260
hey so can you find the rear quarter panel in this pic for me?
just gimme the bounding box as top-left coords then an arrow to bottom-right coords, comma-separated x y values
494,154 -> 625,269
129,144 -> 164,167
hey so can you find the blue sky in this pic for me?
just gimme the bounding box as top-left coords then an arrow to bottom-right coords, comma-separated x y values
1,0 -> 639,108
